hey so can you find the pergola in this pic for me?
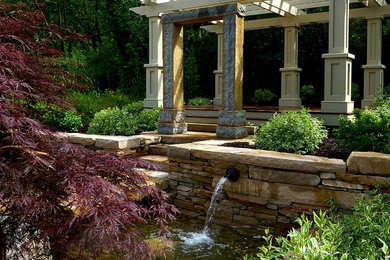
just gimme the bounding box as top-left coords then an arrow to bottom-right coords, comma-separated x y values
131,0 -> 390,138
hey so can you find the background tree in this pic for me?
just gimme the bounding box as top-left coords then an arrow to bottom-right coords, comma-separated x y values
0,3 -> 176,259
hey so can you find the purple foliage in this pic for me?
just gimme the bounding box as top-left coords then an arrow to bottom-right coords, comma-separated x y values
0,3 -> 177,259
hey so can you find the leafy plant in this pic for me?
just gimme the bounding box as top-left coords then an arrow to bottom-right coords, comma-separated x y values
30,102 -> 83,132
70,89 -> 135,125
252,89 -> 277,105
351,82 -> 360,102
187,97 -> 213,106
87,103 -> 160,136
0,4 -> 175,259
335,104 -> 390,153
247,193 -> 390,260
256,108 -> 328,155
300,84 -> 316,105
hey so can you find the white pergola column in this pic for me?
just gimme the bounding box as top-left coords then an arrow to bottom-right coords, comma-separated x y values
362,18 -> 386,108
144,16 -> 164,108
279,26 -> 302,107
213,32 -> 223,105
321,0 -> 355,114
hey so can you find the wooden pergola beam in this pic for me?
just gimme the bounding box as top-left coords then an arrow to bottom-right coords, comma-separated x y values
253,0 -> 306,16
201,5 -> 390,31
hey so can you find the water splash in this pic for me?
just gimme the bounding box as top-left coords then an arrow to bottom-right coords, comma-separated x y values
203,176 -> 228,233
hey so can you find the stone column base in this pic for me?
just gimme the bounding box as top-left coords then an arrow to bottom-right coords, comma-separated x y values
216,126 -> 247,138
158,109 -> 187,134
158,123 -> 187,134
321,101 -> 354,114
213,97 -> 222,105
217,110 -> 248,138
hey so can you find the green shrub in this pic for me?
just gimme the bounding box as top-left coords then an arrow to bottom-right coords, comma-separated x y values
351,82 -> 360,101
30,102 -> 83,132
335,104 -> 390,153
246,193 -> 390,260
256,108 -> 328,155
70,90 -> 134,125
252,89 -> 277,105
187,97 -> 213,106
87,103 -> 160,136
300,84 -> 315,105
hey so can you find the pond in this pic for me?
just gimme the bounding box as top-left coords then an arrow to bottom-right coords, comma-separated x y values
143,216 -> 264,260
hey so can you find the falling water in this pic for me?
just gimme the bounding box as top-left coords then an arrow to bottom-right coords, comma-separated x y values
180,176 -> 228,246
203,176 -> 228,233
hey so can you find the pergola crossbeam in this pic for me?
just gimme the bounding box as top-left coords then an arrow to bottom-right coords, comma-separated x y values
362,0 -> 388,7
253,0 -> 305,16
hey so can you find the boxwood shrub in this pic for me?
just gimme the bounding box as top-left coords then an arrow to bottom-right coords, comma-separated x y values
87,102 -> 160,136
256,108 -> 328,155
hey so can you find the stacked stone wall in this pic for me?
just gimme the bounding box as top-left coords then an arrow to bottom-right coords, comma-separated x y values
167,143 -> 390,234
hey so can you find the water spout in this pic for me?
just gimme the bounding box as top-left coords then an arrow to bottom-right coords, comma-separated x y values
203,176 -> 227,233
224,167 -> 240,182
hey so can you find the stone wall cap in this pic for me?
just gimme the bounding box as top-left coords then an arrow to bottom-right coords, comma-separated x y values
347,151 -> 390,176
172,143 -> 346,173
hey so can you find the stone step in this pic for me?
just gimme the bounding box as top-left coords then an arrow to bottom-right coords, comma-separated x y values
139,155 -> 169,171
148,144 -> 168,156
135,168 -> 169,191
187,123 -> 256,135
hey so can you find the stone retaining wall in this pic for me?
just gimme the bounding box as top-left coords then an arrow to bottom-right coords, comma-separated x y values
167,141 -> 390,234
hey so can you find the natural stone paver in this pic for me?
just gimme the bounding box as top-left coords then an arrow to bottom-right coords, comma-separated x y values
140,155 -> 169,171
135,168 -> 169,190
336,173 -> 389,187
347,152 -> 390,176
95,136 -> 140,149
63,133 -> 101,146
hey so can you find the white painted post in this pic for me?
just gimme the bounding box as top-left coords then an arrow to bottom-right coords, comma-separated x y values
213,31 -> 223,105
362,18 -> 386,107
321,0 -> 355,114
144,16 -> 164,108
279,26 -> 302,108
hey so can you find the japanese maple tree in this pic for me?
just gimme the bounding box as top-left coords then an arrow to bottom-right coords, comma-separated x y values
0,2 -> 176,259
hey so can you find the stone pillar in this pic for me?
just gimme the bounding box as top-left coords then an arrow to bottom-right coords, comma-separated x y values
321,0 -> 355,114
216,13 -> 247,138
213,32 -> 223,105
362,18 -> 386,108
158,23 -> 187,134
144,16 -> 164,108
279,26 -> 302,108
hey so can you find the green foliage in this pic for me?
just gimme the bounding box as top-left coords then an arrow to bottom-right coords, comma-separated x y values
256,108 -> 328,155
252,89 -> 277,105
351,82 -> 360,101
87,102 -> 160,136
187,97 -> 213,106
335,103 -> 390,153
300,84 -> 316,105
246,193 -> 390,260
70,89 -> 134,125
31,102 -> 83,132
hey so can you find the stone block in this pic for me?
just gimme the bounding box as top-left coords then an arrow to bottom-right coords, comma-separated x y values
95,136 -> 140,150
220,199 -> 247,209
173,199 -> 194,211
177,185 -> 192,192
180,163 -> 203,171
336,173 -> 389,187
347,152 -> 390,176
255,213 -> 277,221
168,144 -> 191,160
65,133 -> 98,146
320,172 -> 336,179
233,215 -> 259,226
277,216 -> 291,224
227,192 -> 267,206
191,197 -> 206,206
194,189 -> 213,199
191,175 -> 213,184
139,135 -> 162,145
322,180 -> 365,190
190,144 -> 346,173
219,177 -> 366,208
249,167 -> 320,186
240,210 -> 254,217
248,206 -> 278,216
158,123 -> 187,134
